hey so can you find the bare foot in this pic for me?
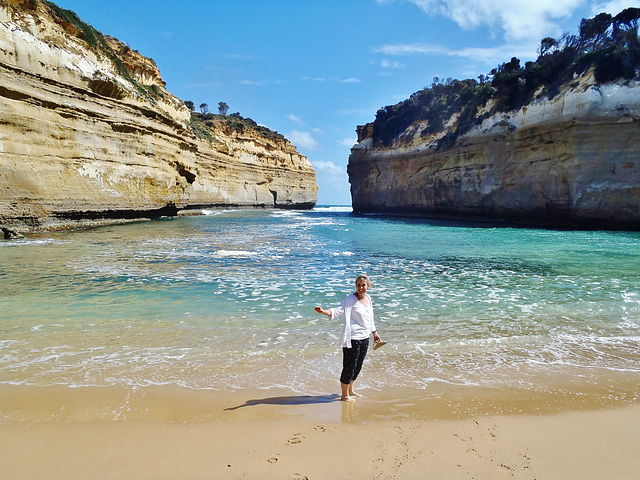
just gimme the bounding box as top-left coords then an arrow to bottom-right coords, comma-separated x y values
341,395 -> 357,403
349,391 -> 363,398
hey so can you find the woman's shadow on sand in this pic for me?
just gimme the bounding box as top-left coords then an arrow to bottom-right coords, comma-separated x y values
224,394 -> 341,411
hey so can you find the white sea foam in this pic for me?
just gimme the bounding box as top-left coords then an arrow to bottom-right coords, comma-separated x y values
341,251 -> 355,256
202,209 -> 235,216
313,206 -> 352,212
0,238 -> 67,247
216,250 -> 258,257
271,210 -> 303,216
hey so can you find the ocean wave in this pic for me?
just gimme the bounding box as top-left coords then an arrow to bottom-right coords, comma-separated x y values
313,206 -> 352,212
270,210 -> 303,217
0,238 -> 68,247
216,250 -> 258,257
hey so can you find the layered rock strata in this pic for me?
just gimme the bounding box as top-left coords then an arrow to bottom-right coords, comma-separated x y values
0,0 -> 317,232
349,77 -> 640,229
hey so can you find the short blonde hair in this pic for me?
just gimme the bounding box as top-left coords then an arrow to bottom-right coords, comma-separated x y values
355,274 -> 372,288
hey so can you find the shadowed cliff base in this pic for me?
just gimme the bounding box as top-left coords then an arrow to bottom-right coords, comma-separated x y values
350,206 -> 640,231
0,205 -> 181,233
52,205 -> 181,221
0,202 -> 319,234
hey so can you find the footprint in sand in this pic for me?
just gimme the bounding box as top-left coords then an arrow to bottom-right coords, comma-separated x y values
287,433 -> 304,445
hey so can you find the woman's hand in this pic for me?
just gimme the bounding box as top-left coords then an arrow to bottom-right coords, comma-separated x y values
373,331 -> 381,342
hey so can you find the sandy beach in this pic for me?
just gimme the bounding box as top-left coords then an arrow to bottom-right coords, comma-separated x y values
1,385 -> 639,480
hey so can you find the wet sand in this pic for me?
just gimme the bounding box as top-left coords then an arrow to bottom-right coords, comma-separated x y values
1,385 -> 639,479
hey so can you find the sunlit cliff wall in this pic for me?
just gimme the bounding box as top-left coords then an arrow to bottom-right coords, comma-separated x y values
0,0 -> 317,232
349,75 -> 640,229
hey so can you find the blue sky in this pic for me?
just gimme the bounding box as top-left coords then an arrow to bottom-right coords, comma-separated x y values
54,0 -> 638,205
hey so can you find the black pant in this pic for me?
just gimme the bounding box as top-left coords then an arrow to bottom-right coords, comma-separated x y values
340,338 -> 369,385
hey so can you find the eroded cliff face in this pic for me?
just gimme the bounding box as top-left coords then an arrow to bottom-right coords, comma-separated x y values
0,0 -> 317,232
189,119 -> 318,209
349,75 -> 640,229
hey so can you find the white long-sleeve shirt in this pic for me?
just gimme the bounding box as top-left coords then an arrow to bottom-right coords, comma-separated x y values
329,293 -> 376,348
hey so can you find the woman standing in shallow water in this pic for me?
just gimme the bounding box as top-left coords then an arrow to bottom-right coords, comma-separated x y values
315,274 -> 384,402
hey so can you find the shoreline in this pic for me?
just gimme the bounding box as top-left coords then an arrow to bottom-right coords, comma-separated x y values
2,382 -> 639,424
1,385 -> 639,479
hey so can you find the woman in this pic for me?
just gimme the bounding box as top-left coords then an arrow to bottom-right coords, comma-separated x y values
315,274 -> 384,402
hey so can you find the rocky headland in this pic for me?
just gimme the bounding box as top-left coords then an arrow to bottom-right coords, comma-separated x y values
0,0 -> 317,233
349,11 -> 640,230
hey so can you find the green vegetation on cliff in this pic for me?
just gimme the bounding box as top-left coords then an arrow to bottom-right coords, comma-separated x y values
371,8 -> 640,150
190,111 -> 286,144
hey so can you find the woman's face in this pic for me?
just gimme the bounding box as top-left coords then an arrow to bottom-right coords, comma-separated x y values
355,279 -> 369,296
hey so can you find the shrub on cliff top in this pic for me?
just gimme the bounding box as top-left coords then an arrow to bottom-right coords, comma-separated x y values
190,112 -> 286,143
371,8 -> 640,150
45,1 -> 100,49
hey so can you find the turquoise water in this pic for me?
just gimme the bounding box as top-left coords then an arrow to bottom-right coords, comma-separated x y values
1,207 -> 639,409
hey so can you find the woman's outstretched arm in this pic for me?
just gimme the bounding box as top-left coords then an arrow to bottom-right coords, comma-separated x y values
315,306 -> 331,317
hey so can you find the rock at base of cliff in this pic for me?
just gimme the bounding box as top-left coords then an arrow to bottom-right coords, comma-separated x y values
2,227 -> 26,239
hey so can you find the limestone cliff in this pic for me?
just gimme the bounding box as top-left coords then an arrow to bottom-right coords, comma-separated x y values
0,0 -> 317,232
349,75 -> 640,229
349,11 -> 640,230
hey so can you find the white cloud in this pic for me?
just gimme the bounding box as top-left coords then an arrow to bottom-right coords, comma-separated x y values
312,160 -> 345,175
375,0 -> 611,69
302,76 -> 361,83
376,42 -> 538,67
289,130 -> 319,150
286,114 -> 304,124
241,80 -> 267,85
337,137 -> 357,147
381,59 -> 404,69
592,1 -> 640,16
385,0 -> 585,42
